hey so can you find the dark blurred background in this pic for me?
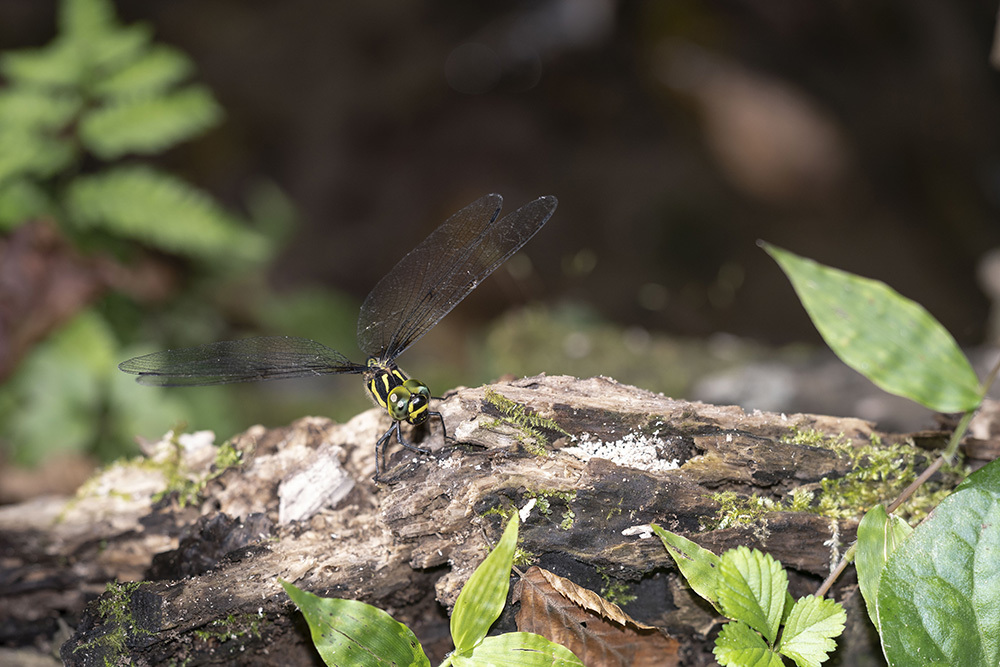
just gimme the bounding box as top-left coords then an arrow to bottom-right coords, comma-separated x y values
2,0 -> 1000,498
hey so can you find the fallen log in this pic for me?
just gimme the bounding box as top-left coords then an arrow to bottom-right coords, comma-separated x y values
1,373 -> 960,666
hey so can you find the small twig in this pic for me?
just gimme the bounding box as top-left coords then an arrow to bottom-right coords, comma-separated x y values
886,456 -> 945,515
816,543 -> 853,598
815,455 -> 946,597
816,352 -> 1000,598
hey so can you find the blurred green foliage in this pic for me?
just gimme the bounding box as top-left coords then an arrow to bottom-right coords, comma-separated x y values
0,0 -> 291,465
479,304 -> 744,398
0,0 -> 734,470
0,0 -> 266,255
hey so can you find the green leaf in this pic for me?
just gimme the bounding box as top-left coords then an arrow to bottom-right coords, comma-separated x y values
651,524 -> 722,611
92,45 -> 195,99
453,632 -> 583,666
0,129 -> 75,184
717,547 -> 786,646
781,591 -> 796,626
0,179 -> 53,229
0,40 -> 86,88
451,513 -> 519,654
855,504 -> 912,631
0,88 -> 81,132
713,621 -> 784,667
0,310 -> 116,465
877,458 -> 1000,666
73,21 -> 152,75
762,242 -> 980,412
80,86 -> 222,158
280,580 -> 431,667
2,0 -> 149,88
59,0 -> 118,38
776,595 -> 846,667
65,166 -> 268,262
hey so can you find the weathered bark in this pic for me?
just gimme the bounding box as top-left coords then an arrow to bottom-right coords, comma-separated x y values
0,374 -> 967,666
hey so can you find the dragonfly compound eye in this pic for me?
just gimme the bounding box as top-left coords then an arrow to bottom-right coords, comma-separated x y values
387,386 -> 412,421
407,391 -> 430,425
403,378 -> 430,398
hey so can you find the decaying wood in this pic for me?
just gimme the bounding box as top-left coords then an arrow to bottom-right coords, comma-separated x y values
0,374 -> 969,665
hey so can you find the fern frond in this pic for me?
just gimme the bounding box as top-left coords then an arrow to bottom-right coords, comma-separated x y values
93,45 -> 195,100
59,0 -> 118,38
0,130 -> 75,184
80,86 -> 222,158
0,40 -> 85,88
0,89 -> 81,132
60,0 -> 152,76
87,23 -> 153,74
65,166 -> 268,262
1,23 -> 151,89
0,179 -> 52,230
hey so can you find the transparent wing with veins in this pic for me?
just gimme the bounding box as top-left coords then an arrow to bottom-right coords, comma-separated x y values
357,194 -> 558,362
118,336 -> 366,386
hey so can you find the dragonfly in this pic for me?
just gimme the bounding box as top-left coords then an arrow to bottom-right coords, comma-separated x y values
119,193 -> 558,480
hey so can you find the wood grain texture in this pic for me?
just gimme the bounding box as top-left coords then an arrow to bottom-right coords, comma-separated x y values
0,374 -> 896,665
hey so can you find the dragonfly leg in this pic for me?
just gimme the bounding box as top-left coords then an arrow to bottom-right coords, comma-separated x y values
374,420 -> 433,482
429,411 -> 447,442
396,421 -> 431,455
374,422 -> 399,481
374,413 -> 448,481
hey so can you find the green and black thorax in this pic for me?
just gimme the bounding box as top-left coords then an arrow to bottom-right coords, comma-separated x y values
364,358 -> 431,426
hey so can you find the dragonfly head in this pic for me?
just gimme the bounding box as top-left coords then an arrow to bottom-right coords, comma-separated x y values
386,378 -> 432,425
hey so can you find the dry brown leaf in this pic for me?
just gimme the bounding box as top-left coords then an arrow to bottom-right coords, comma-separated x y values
513,566 -> 679,667
532,566 -> 652,629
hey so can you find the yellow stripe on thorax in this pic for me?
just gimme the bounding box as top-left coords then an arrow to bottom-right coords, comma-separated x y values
367,365 -> 407,409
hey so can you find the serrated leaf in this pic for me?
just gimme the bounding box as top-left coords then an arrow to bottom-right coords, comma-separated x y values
781,591 -> 795,626
65,166 -> 267,262
776,595 -> 846,667
451,514 -> 519,654
453,632 -> 583,667
877,458 -> 1000,666
80,86 -> 222,158
651,524 -> 721,611
855,504 -> 912,631
280,580 -> 430,667
762,242 -> 980,412
93,45 -> 195,99
717,547 -> 786,646
713,621 -> 784,667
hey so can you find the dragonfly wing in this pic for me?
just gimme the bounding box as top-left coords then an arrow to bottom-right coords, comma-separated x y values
357,194 -> 557,361
118,336 -> 365,386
